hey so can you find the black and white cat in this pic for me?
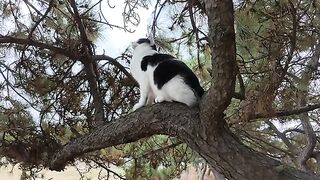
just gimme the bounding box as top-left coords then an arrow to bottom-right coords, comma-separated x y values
130,38 -> 204,111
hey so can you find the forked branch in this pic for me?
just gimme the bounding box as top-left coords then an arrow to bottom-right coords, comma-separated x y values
50,103 -> 198,171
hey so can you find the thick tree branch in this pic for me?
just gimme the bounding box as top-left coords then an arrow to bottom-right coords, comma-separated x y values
50,103 -> 198,171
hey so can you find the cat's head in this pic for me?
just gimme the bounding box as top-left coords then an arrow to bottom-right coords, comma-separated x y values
131,38 -> 156,51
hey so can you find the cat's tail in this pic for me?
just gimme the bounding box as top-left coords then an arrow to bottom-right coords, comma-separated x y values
195,86 -> 205,98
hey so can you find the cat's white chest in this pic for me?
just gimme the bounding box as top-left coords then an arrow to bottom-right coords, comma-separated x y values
130,57 -> 141,80
130,47 -> 156,82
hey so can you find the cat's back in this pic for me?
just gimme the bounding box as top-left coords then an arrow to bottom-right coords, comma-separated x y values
140,53 -> 176,71
141,53 -> 204,99
153,57 -> 204,96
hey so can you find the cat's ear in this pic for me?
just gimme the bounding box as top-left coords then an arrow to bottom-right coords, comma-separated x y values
131,41 -> 138,49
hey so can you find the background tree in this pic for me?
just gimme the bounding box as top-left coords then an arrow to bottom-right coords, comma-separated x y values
0,0 -> 319,180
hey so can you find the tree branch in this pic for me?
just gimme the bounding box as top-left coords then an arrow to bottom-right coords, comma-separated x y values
252,103 -> 320,120
265,120 -> 296,154
92,54 -> 135,84
188,0 -> 202,69
0,35 -> 74,58
27,0 -> 54,39
69,0 -> 92,50
50,103 -> 198,171
296,41 -> 320,172
69,0 -> 104,125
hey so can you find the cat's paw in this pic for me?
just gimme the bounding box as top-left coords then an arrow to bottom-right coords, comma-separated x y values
133,103 -> 144,111
155,96 -> 165,103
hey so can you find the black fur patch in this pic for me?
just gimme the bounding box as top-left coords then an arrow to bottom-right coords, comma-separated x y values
137,38 -> 151,44
140,53 -> 204,97
136,38 -> 156,50
141,54 -> 175,71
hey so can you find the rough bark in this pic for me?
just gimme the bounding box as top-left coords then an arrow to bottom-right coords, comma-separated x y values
199,0 -> 237,133
49,0 -> 319,179
50,103 -> 199,171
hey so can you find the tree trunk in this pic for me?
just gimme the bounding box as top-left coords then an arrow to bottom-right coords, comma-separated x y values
189,0 -> 316,179
177,118 -> 315,180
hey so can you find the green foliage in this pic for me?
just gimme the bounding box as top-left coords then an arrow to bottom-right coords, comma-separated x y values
0,97 -> 35,141
230,0 -> 320,172
121,136 -> 193,180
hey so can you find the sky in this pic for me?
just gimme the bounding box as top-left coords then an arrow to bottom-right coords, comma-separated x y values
96,1 -> 154,57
